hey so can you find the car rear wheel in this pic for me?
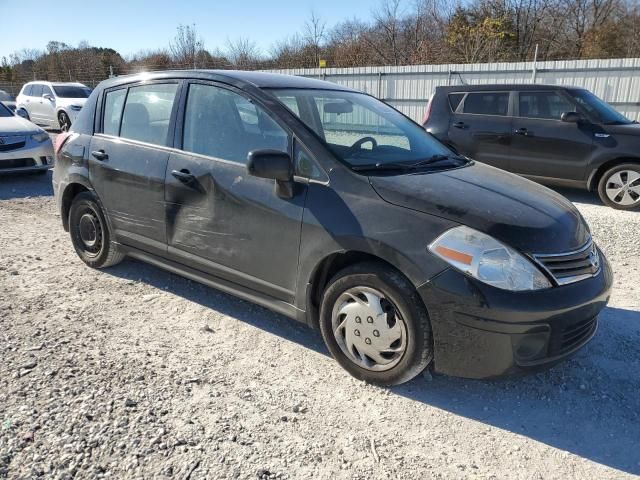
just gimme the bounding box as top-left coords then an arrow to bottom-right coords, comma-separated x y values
597,163 -> 640,210
69,192 -> 125,268
58,111 -> 71,132
319,262 -> 433,386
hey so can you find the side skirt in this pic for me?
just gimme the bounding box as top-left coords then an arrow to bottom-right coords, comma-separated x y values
120,245 -> 308,325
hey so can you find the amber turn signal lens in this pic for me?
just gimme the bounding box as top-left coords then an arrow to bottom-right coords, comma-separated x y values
434,245 -> 473,265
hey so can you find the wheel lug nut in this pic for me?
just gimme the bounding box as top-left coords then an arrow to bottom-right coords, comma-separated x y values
373,330 -> 380,337
365,338 -> 372,345
355,316 -> 361,323
367,317 -> 373,323
354,329 -> 360,336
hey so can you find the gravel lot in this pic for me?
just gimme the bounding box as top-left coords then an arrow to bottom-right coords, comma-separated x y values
1,160 -> 639,479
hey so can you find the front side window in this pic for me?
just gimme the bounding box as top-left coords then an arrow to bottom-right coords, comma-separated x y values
42,85 -> 54,97
119,83 -> 178,145
518,91 -> 575,120
102,88 -> 127,136
568,89 -> 631,125
462,92 -> 509,116
53,85 -> 91,99
182,83 -> 288,163
270,88 -> 454,168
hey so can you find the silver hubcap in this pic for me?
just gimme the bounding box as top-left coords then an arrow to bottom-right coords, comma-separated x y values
331,287 -> 407,371
605,170 -> 640,206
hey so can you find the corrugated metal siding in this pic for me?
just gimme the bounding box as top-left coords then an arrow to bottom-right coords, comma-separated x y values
268,58 -> 640,122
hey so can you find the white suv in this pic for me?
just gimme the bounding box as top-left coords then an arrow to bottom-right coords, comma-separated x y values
16,82 -> 91,131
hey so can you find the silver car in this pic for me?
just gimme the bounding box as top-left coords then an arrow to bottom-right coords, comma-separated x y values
0,102 -> 54,174
15,82 -> 91,131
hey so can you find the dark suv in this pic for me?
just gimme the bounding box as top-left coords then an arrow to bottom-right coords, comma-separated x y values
423,84 -> 640,210
53,71 -> 612,385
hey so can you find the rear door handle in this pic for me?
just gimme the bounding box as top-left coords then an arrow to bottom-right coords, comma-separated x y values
91,149 -> 108,161
453,121 -> 466,129
171,169 -> 197,184
514,127 -> 530,136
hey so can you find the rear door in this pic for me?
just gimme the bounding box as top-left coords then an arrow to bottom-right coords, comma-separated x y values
165,81 -> 307,302
510,90 -> 595,181
89,81 -> 181,256
28,84 -> 44,122
447,90 -> 513,169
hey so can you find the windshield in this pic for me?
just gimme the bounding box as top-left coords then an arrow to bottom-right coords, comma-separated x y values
568,89 -> 631,125
0,90 -> 14,102
52,86 -> 91,98
0,102 -> 13,117
270,88 -> 456,168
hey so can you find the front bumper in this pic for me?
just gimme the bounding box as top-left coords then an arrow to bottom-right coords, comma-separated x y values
0,138 -> 54,174
418,249 -> 613,379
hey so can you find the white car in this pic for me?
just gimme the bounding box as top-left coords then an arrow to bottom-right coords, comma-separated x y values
0,102 -> 54,174
16,81 -> 91,131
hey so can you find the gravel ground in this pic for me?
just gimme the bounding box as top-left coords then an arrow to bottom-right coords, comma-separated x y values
1,164 -> 639,479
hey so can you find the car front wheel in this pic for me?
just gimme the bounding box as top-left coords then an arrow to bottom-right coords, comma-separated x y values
319,262 -> 433,386
597,163 -> 640,210
69,191 -> 125,268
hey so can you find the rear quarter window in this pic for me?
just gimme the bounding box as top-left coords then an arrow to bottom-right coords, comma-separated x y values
462,92 -> 509,116
448,93 -> 465,111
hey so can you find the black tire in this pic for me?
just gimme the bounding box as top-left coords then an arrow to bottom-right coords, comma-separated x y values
58,111 -> 71,132
68,192 -> 125,268
319,262 -> 433,386
597,163 -> 640,210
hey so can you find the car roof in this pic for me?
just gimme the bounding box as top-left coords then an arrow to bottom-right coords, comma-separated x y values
24,81 -> 88,87
98,70 -> 357,92
437,84 -> 581,92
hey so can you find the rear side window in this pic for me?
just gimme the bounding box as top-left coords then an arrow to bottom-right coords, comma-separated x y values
182,83 -> 288,164
31,84 -> 43,97
448,93 -> 464,111
103,88 -> 127,136
462,92 -> 509,116
518,91 -> 575,120
119,83 -> 178,146
22,85 -> 33,96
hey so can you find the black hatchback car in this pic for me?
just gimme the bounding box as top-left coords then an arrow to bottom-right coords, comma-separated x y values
54,71 -> 612,385
423,84 -> 640,210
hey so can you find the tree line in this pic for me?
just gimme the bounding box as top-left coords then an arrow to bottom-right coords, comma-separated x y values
1,0 -> 639,92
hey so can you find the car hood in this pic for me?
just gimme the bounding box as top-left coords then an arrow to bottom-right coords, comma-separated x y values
368,162 -> 590,255
0,115 -> 40,135
56,97 -> 87,108
602,122 -> 640,136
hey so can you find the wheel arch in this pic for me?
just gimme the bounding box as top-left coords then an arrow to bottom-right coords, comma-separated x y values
587,157 -> 640,191
60,181 -> 92,231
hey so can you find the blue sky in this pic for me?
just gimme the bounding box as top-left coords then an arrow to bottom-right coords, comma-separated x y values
0,0 -> 373,60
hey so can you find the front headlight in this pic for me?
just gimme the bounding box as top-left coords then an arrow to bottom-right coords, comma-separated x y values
429,226 -> 551,291
31,132 -> 49,143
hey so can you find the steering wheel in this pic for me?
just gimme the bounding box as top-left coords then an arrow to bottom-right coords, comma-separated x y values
348,136 -> 378,155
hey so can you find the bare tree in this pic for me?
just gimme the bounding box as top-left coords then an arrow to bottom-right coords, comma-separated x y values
170,24 -> 204,68
304,10 -> 327,66
226,37 -> 261,68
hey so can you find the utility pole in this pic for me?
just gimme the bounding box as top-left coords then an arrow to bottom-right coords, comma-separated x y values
531,43 -> 539,83
109,65 -> 114,78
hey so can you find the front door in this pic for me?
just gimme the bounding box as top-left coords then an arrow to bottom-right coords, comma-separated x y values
89,81 -> 181,256
447,91 -> 513,170
510,90 -> 595,181
28,84 -> 45,123
41,85 -> 57,125
165,81 -> 306,302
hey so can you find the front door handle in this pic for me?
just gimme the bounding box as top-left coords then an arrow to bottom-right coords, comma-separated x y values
453,121 -> 466,129
91,149 -> 108,161
514,127 -> 530,136
171,169 -> 197,185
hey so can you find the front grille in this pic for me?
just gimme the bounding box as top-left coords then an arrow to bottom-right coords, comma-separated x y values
560,316 -> 597,354
534,240 -> 600,285
0,135 -> 27,152
0,158 -> 36,169
0,140 -> 26,152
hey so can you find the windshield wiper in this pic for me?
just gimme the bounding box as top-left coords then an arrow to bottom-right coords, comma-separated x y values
351,154 -> 465,172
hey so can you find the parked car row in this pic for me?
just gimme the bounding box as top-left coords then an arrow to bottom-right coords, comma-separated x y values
52,71 -> 612,385
423,84 -> 640,210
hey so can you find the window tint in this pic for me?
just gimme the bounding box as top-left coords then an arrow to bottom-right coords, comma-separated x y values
42,85 -> 54,97
518,91 -> 575,120
463,92 -> 509,116
31,84 -> 43,97
53,86 -> 91,98
103,88 -> 127,136
183,84 -> 289,163
448,93 -> 464,111
568,89 -> 631,125
120,83 -> 178,145
295,142 -> 324,180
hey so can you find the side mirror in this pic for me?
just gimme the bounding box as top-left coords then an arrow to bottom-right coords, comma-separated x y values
43,94 -> 54,101
247,149 -> 294,199
561,111 -> 584,123
247,150 -> 292,181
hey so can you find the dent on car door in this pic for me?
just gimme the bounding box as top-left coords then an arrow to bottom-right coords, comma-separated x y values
447,91 -> 513,170
89,82 -> 180,256
165,82 -> 307,302
510,90 -> 595,181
